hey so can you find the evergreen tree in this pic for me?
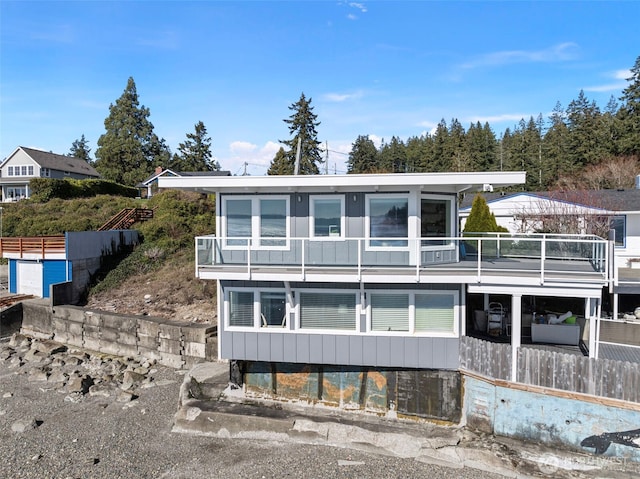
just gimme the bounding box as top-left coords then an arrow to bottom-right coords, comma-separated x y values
466,122 -> 497,172
430,119 -> 451,172
543,101 -> 570,183
347,135 -> 379,173
618,55 -> 640,156
566,90 -> 605,167
267,147 -> 292,175
449,119 -> 468,171
270,93 -> 322,175
464,194 -> 507,233
171,121 -> 218,171
94,77 -> 169,185
378,136 -> 407,172
69,134 -> 92,162
406,134 -> 433,173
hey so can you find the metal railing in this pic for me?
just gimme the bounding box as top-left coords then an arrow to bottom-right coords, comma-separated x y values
195,233 -> 609,282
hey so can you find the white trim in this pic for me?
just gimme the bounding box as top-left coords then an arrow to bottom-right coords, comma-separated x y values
296,288 -> 361,333
224,286 -> 291,331
420,194 -> 456,250
309,194 -> 346,240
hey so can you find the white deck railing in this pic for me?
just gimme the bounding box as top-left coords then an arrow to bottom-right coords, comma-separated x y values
195,233 -> 609,282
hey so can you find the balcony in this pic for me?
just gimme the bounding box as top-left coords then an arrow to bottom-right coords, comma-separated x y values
195,233 -> 609,287
0,236 -> 66,260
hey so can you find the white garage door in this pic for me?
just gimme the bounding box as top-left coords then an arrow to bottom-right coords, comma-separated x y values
18,261 -> 43,296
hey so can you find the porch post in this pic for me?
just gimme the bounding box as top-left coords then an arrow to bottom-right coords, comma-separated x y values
510,294 -> 522,382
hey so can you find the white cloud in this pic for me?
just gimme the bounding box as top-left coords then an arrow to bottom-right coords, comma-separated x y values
323,90 -> 364,102
460,42 -> 579,70
583,68 -> 631,93
349,2 -> 367,13
417,120 -> 438,134
221,140 -> 282,175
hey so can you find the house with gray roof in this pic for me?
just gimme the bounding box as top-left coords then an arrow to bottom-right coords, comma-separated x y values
0,146 -> 100,202
137,166 -> 231,198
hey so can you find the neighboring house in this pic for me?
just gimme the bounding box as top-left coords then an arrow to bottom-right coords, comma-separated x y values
1,230 -> 139,303
459,188 -> 640,319
0,146 -> 100,202
160,171 -> 611,396
137,167 -> 231,198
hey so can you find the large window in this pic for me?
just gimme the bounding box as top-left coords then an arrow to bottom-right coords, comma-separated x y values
368,291 -> 457,335
229,291 -> 254,327
367,195 -> 408,247
223,196 -> 289,248
415,293 -> 455,333
226,199 -> 252,246
371,294 -> 409,331
310,196 -> 344,238
421,198 -> 452,246
299,292 -> 356,330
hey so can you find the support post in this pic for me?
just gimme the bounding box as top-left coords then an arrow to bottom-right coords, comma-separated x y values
511,294 -> 522,383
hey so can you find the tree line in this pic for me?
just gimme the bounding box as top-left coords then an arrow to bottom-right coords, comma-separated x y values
71,55 -> 640,191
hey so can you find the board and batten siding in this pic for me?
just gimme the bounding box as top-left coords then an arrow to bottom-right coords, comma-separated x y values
220,330 -> 460,369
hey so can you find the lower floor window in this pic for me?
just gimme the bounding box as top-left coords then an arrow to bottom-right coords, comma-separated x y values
370,291 -> 456,334
261,291 -> 286,327
299,292 -> 356,330
415,293 -> 454,332
229,291 -> 254,327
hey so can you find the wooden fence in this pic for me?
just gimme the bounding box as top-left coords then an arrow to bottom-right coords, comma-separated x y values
460,336 -> 640,403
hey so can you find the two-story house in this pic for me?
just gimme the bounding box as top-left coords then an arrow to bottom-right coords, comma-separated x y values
1,146 -> 100,202
160,171 -> 611,419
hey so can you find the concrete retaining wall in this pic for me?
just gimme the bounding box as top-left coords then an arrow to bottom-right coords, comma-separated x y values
0,302 -> 23,338
463,374 -> 640,462
20,301 -> 217,369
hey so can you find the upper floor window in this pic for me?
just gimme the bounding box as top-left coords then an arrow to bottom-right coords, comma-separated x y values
42,168 -> 50,177
223,195 -> 289,249
28,166 -> 34,175
610,215 -> 625,247
421,197 -> 453,246
310,195 -> 344,238
7,166 -> 13,176
366,195 -> 408,247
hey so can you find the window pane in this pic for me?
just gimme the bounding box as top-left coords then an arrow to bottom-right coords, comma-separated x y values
260,292 -> 286,327
415,294 -> 454,333
371,294 -> 409,332
611,216 -> 625,247
370,197 -> 408,247
229,291 -> 254,327
300,292 -> 356,330
421,199 -> 450,246
260,199 -> 286,246
313,198 -> 341,237
226,199 -> 252,246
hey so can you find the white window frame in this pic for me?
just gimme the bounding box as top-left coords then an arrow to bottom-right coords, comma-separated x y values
296,288 -> 360,333
28,165 -> 34,176
309,195 -> 345,240
42,168 -> 50,177
7,166 -> 13,176
420,194 -> 456,251
225,287 -> 290,331
21,166 -> 27,176
365,193 -> 410,251
366,289 -> 458,337
221,195 -> 291,250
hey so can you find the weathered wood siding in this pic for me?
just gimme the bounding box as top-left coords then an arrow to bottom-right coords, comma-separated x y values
460,336 -> 640,403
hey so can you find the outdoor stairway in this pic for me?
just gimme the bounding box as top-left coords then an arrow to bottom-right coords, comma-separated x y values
98,208 -> 154,231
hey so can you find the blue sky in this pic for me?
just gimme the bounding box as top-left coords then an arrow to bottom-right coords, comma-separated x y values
1,1 -> 638,176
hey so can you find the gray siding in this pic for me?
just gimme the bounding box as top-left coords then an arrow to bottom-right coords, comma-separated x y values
220,329 -> 460,369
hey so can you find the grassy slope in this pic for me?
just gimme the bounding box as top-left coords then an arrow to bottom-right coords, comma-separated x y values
3,191 -> 217,320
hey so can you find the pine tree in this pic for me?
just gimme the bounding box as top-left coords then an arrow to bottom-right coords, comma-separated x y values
171,121 -> 218,171
69,134 -> 92,162
618,55 -> 640,156
94,77 -> 169,185
378,136 -> 407,172
347,135 -> 379,173
270,93 -> 323,175
464,194 -> 507,233
267,147 -> 292,175
566,90 -> 605,167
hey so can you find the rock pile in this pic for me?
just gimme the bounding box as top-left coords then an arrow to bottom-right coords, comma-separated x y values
1,333 -> 174,405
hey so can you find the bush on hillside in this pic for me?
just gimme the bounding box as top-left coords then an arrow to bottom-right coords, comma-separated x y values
29,178 -> 138,202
